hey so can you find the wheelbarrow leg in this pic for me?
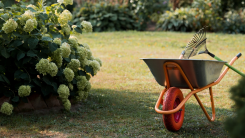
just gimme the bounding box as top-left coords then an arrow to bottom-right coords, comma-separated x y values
193,87 -> 215,122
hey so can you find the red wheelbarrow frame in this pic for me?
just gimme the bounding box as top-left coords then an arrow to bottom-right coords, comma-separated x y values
155,55 -> 239,122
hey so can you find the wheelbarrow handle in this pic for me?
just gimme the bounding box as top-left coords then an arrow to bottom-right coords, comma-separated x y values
178,50 -> 185,59
237,53 -> 242,58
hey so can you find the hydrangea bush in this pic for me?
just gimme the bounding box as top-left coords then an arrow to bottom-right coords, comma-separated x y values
0,0 -> 102,115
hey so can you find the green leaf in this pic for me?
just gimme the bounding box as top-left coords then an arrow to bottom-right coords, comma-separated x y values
28,38 -> 39,49
48,42 -> 58,52
78,70 -> 86,76
1,74 -> 10,84
27,7 -> 36,12
3,89 -> 13,97
20,73 -> 28,80
42,36 -> 52,41
70,54 -> 76,59
10,40 -> 23,47
0,18 -> 5,28
0,65 -> 5,73
75,27 -> 83,34
39,13 -> 48,22
14,70 -> 23,78
22,57 -> 31,64
1,13 -> 9,20
72,78 -> 77,85
0,75 -> 4,82
27,50 -> 37,57
1,48 -> 10,58
0,1 -> 4,8
33,78 -> 41,87
85,66 -> 94,76
17,51 -> 25,61
42,76 -> 51,85
41,85 -> 52,96
56,69 -> 63,76
49,30 -> 61,38
21,97 -> 28,103
52,82 -> 57,92
64,58 -> 71,62
12,96 -> 19,102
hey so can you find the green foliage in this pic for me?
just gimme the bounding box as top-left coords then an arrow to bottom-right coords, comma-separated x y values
223,9 -> 245,34
72,3 -> 140,32
220,0 -> 245,15
157,0 -> 224,32
225,77 -> 245,137
191,0 -> 222,31
0,0 -> 102,115
128,0 -> 170,30
157,8 -> 197,32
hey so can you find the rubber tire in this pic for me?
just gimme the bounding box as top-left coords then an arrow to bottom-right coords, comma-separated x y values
162,87 -> 185,131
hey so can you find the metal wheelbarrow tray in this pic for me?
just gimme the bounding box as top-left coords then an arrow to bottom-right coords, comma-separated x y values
141,54 -> 242,132
141,58 -> 226,88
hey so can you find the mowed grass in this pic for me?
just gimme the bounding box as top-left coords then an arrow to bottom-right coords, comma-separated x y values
1,31 -> 245,137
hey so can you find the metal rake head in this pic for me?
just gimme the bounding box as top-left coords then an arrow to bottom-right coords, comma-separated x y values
183,27 -> 208,59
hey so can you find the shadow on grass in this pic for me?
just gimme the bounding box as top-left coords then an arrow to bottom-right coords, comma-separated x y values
0,88 -> 231,137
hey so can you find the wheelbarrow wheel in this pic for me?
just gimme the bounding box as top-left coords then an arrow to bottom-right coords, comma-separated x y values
162,87 -> 185,131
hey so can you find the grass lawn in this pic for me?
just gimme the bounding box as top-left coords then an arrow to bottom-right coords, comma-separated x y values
1,31 -> 244,137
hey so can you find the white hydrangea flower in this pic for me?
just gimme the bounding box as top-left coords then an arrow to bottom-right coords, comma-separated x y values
77,47 -> 87,61
18,85 -> 31,97
58,10 -> 72,25
86,49 -> 92,59
81,21 -> 93,33
89,60 -> 100,75
57,0 -> 64,4
68,36 -> 78,48
76,90 -> 85,101
68,83 -> 73,91
62,24 -> 71,35
2,18 -> 18,34
63,0 -> 73,6
63,68 -> 74,82
20,10 -> 34,25
67,59 -> 80,72
35,58 -> 50,75
72,25 -> 77,29
23,19 -> 36,32
83,43 -> 90,50
41,26 -> 47,34
0,102 -> 13,115
94,57 -> 102,67
53,38 -> 62,45
57,84 -> 70,99
85,81 -> 91,91
80,59 -> 89,68
63,99 -> 71,111
52,49 -> 63,67
84,91 -> 89,99
76,76 -> 88,90
60,42 -> 71,58
48,62 -> 58,77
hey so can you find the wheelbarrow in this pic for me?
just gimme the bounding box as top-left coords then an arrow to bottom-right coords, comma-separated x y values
141,53 -> 242,131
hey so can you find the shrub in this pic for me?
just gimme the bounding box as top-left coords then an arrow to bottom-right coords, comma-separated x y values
157,7 -> 198,32
223,10 -> 245,34
0,0 -> 102,115
128,0 -> 170,30
225,77 -> 245,137
157,0 -> 222,32
72,2 -> 141,32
